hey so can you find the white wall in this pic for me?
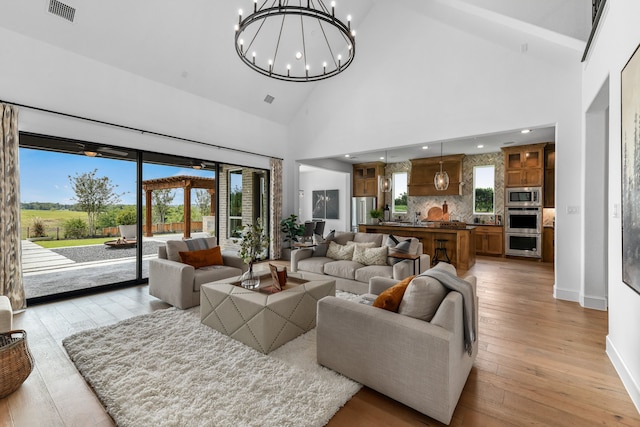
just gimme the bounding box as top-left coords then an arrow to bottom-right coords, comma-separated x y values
0,26 -> 286,170
298,166 -> 351,233
583,0 -> 640,411
286,1 -> 584,304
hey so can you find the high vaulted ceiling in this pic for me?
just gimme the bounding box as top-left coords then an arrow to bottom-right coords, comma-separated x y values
0,0 -> 589,162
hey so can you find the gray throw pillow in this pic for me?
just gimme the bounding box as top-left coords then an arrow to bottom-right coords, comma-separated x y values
398,277 -> 448,322
387,239 -> 411,265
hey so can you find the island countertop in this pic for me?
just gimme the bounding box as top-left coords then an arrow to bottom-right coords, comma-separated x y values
358,223 -> 476,270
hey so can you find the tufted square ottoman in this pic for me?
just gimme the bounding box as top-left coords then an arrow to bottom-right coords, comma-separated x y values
200,274 -> 335,353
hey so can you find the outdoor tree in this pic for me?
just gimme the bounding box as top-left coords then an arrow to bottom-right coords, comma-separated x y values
394,191 -> 408,213
195,189 -> 211,217
153,189 -> 175,224
68,169 -> 123,236
475,187 -> 495,213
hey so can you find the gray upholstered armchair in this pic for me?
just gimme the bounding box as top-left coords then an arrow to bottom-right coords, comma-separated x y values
316,262 -> 478,425
148,237 -> 247,309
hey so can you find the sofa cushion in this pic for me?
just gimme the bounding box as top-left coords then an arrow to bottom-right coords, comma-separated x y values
373,275 -> 415,312
353,245 -> 388,266
326,241 -> 355,260
297,257 -> 333,274
353,233 -> 383,247
193,266 -> 243,292
332,231 -> 355,246
398,275 -> 448,322
355,265 -> 393,283
166,237 -> 216,262
179,246 -> 223,268
313,242 -> 329,257
346,241 -> 377,250
323,260 -> 362,280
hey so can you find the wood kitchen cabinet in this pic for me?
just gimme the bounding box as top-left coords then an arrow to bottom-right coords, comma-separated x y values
408,154 -> 464,196
544,145 -> 555,207
474,225 -> 503,256
502,143 -> 546,187
353,162 -> 385,199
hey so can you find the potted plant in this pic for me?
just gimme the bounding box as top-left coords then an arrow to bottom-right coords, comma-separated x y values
238,218 -> 270,289
369,209 -> 383,224
280,214 -> 305,247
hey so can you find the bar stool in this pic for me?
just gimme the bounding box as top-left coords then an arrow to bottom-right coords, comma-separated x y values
432,239 -> 451,265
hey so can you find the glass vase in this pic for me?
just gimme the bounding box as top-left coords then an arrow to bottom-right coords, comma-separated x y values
241,264 -> 260,290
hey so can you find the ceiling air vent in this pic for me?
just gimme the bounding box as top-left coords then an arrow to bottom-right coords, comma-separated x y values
48,0 -> 76,23
264,95 -> 275,104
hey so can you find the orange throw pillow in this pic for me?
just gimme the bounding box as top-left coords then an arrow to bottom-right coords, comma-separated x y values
373,275 -> 415,312
179,246 -> 223,268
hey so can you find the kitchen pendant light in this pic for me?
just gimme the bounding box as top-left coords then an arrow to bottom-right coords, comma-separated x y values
380,151 -> 392,193
434,143 -> 449,191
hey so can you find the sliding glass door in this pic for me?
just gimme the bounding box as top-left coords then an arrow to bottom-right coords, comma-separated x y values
19,133 -> 270,303
20,133 -> 138,301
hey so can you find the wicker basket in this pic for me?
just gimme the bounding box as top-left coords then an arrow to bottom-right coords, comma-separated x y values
0,330 -> 34,399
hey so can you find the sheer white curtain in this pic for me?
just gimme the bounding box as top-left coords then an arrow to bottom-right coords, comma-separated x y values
0,104 -> 25,310
270,158 -> 283,259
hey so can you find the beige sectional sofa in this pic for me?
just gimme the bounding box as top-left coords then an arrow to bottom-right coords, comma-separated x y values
316,262 -> 478,425
290,231 -> 430,295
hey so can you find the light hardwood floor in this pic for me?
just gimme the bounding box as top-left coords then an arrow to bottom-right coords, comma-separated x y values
2,257 -> 639,426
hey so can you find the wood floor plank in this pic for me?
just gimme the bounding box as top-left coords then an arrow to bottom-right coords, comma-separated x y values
1,258 -> 639,426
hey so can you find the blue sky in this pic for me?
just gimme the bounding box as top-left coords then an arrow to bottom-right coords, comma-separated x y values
20,148 -> 215,205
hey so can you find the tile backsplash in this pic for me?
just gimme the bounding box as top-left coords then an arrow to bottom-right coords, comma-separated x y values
383,152 -> 504,224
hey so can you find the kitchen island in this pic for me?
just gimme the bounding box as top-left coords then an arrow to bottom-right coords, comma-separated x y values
358,223 -> 476,270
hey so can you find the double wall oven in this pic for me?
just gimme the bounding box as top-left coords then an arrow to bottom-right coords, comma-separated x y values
505,187 -> 542,258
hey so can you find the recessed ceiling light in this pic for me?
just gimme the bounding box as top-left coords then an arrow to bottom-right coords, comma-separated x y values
521,129 -> 531,134
477,144 -> 484,148
344,154 -> 350,158
379,156 -> 385,160
422,146 -> 428,150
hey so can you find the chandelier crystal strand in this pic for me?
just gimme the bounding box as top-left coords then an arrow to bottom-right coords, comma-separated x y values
235,0 -> 356,82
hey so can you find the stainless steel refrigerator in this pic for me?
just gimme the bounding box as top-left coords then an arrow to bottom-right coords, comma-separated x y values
351,197 -> 377,232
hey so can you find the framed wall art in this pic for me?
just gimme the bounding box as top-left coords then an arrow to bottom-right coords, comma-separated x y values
621,42 -> 640,295
311,189 -> 339,219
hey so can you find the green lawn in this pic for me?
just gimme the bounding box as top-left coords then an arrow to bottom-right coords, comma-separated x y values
35,237 -> 114,249
20,209 -> 87,239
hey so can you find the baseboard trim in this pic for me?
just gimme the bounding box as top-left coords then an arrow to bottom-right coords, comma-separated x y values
581,294 -> 608,311
553,284 -> 579,302
606,336 -> 640,413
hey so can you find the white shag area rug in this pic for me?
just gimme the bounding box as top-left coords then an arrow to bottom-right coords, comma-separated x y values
62,291 -> 361,427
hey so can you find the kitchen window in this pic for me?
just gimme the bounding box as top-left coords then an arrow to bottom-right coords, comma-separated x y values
473,165 -> 495,215
392,172 -> 407,213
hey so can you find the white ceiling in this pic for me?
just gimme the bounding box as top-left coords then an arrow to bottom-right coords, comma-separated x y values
0,0 -> 586,162
334,125 -> 556,165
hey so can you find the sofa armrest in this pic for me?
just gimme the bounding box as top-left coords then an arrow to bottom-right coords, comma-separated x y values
391,253 -> 429,280
148,258 -> 196,308
369,277 -> 399,295
290,248 -> 313,272
221,252 -> 248,272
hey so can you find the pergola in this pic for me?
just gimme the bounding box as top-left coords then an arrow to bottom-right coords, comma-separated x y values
141,175 -> 216,238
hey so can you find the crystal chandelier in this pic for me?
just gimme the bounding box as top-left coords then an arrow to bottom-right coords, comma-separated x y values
234,0 -> 356,82
434,143 -> 450,191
